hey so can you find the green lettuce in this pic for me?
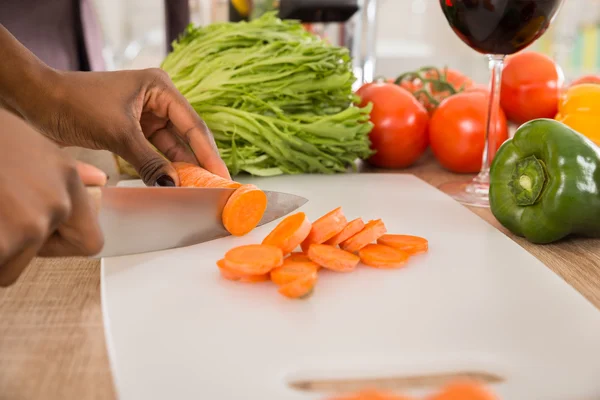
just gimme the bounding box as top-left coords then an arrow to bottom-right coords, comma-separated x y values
161,12 -> 373,176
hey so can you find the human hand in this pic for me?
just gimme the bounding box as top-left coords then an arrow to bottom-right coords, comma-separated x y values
0,109 -> 104,286
26,68 -> 230,186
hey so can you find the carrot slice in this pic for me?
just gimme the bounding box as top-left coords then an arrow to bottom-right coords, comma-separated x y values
174,162 -> 241,189
222,183 -> 268,236
307,244 -> 360,272
217,259 -> 269,283
358,244 -> 409,269
301,207 -> 348,252
278,270 -> 318,299
340,219 -> 387,253
429,381 -> 498,400
328,389 -> 414,400
325,218 -> 365,246
174,162 -> 266,236
377,234 -> 428,255
223,244 -> 283,275
288,252 -> 312,262
262,212 -> 312,254
270,258 -> 319,286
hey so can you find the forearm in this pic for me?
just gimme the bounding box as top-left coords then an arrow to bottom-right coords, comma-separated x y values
0,25 -> 57,119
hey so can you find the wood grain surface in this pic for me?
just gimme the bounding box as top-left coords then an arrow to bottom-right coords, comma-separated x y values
1,151 -> 599,400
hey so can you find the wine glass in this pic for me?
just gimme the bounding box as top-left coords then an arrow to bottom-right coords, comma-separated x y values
438,0 -> 564,207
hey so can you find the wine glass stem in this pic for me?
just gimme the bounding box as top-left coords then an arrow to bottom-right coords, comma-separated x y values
475,54 -> 505,185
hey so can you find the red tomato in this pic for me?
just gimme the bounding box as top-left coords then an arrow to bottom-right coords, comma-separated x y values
500,51 -> 563,124
429,91 -> 508,173
570,74 -> 600,86
356,82 -> 429,168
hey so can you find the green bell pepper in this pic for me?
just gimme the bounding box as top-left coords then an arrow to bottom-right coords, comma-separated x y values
489,118 -> 600,244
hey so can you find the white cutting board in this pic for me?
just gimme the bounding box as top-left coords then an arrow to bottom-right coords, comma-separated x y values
102,174 -> 600,400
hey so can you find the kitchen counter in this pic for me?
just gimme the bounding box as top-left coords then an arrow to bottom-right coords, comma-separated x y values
1,152 -> 600,400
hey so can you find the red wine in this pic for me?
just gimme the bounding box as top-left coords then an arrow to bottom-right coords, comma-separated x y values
440,0 -> 563,55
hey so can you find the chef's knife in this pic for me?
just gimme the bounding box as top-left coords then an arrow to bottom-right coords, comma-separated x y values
87,186 -> 308,258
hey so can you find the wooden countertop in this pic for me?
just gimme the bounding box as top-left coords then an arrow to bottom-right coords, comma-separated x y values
1,153 -> 600,400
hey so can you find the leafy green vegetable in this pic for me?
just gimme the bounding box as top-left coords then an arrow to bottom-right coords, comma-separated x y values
161,12 -> 373,176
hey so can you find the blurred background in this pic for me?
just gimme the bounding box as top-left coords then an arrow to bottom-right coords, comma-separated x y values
94,0 -> 600,84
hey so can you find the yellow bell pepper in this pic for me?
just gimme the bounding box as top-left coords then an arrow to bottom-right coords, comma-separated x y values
555,83 -> 600,146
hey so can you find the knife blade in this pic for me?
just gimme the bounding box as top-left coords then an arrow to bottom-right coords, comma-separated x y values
87,186 -> 308,258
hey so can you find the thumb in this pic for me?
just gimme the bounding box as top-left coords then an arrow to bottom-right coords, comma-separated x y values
122,134 -> 179,187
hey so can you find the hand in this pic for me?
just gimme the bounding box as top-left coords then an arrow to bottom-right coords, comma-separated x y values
0,109 -> 104,286
26,68 -> 230,186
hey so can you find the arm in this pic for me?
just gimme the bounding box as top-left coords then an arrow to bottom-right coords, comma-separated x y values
0,24 -> 57,119
0,24 -> 229,186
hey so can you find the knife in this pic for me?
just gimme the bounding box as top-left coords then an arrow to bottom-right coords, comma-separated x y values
87,186 -> 308,258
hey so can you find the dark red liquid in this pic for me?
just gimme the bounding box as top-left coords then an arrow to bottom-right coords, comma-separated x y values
440,0 -> 563,55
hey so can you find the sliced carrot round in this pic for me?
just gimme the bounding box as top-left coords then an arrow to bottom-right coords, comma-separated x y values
340,219 -> 387,253
325,218 -> 365,246
327,389 -> 414,400
287,252 -> 312,262
358,244 -> 409,269
174,162 -> 241,189
307,244 -> 360,272
277,270 -> 318,299
217,259 -> 269,283
223,244 -> 283,275
262,212 -> 312,254
270,258 -> 319,286
301,207 -> 348,252
430,381 -> 498,400
377,234 -> 428,255
222,184 -> 267,236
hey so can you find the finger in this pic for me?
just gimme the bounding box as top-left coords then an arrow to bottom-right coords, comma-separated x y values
0,241 -> 41,287
149,125 -> 198,166
121,128 -> 181,187
38,172 -> 104,257
161,86 -> 231,179
75,161 -> 108,186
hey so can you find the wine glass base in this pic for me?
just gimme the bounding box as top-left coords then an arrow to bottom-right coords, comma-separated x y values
438,179 -> 490,208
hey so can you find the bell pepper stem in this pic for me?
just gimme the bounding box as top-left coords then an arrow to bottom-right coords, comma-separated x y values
509,155 -> 548,206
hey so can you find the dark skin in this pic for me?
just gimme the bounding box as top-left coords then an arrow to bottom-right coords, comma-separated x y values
0,25 -> 229,286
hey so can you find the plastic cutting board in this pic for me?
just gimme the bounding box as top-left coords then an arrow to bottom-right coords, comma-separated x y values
101,174 -> 600,400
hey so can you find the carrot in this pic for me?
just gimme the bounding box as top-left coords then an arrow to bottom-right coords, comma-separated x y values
429,381 -> 498,400
174,162 -> 241,189
325,218 -> 365,246
358,244 -> 409,269
377,234 -> 428,255
340,219 -> 387,253
327,389 -> 414,400
307,244 -> 360,272
270,258 -> 320,286
174,162 -> 267,236
222,183 -> 268,236
223,244 -> 283,275
288,252 -> 312,262
301,207 -> 348,252
262,212 -> 312,254
217,259 -> 269,283
278,270 -> 318,299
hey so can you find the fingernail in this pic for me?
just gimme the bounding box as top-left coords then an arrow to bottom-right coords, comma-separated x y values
155,175 -> 175,187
